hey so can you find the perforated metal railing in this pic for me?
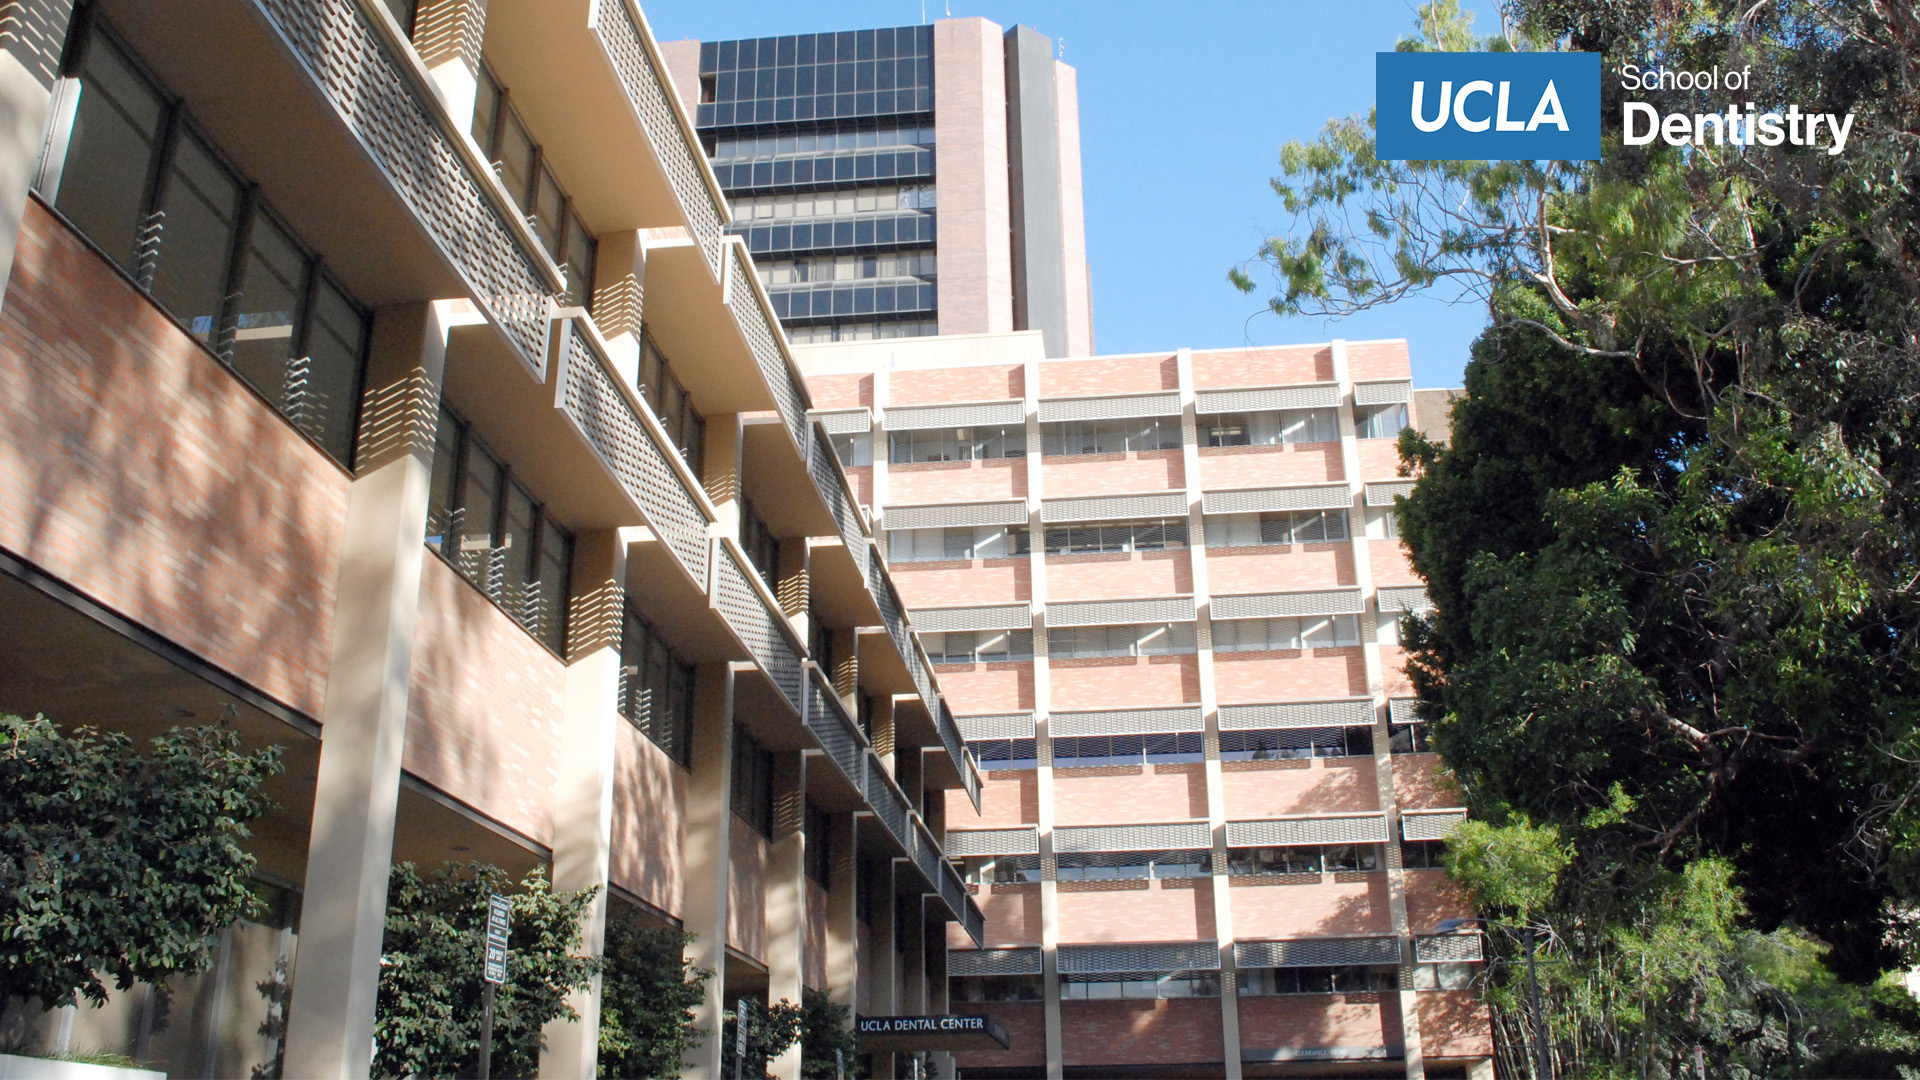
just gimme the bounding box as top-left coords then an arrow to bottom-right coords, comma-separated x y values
592,0 -> 724,276
728,252 -> 809,449
713,542 -> 803,711
803,665 -> 865,790
937,698 -> 982,808
809,424 -> 870,580
863,749 -> 913,848
258,0 -> 553,373
555,317 -> 710,586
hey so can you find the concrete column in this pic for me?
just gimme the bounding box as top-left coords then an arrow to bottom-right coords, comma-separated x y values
1176,346 -> 1242,1078
704,413 -> 745,541
825,814 -> 860,1010
926,929 -> 954,1080
766,752 -> 809,1080
412,0 -> 488,128
1333,339 -> 1426,1080
1467,1057 -> 1495,1080
539,529 -> 630,1079
899,894 -> 926,1014
868,369 -> 889,529
896,728 -> 924,815
0,0 -> 76,315
1020,356 -> 1065,1080
681,663 -> 739,1080
864,856 -> 900,1078
590,230 -> 646,383
283,302 -> 451,1078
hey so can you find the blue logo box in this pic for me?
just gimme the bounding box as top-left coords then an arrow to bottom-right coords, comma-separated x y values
1375,52 -> 1601,161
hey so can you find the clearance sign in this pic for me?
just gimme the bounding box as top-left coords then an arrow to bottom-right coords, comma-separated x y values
1375,52 -> 1602,160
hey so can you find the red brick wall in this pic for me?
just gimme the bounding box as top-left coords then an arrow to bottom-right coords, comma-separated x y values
954,1001 -> 1046,1071
888,458 -> 1026,504
1212,649 -> 1368,704
1220,757 -> 1380,818
893,558 -> 1030,608
407,555 -> 566,845
1192,346 -> 1333,388
1039,354 -> 1176,396
888,364 -> 1022,406
1379,644 -> 1415,696
0,200 -> 346,717
1236,994 -> 1394,1053
1405,869 -> 1473,930
1416,990 -> 1495,1058
952,771 -> 1039,828
1198,444 -> 1345,489
1392,755 -> 1462,809
610,722 -> 688,918
1370,543 -> 1420,587
728,815 -> 770,964
804,878 -> 828,990
1059,998 -> 1224,1068
1052,762 -> 1206,823
1045,550 -> 1190,603
1356,440 -> 1404,481
807,373 -> 872,409
1206,544 -> 1354,595
1055,877 -> 1216,943
1229,873 -> 1393,937
931,662 -> 1035,713
1042,451 -> 1183,498
1047,655 -> 1198,711
969,882 -> 1042,946
844,465 -> 872,508
1344,341 -> 1412,382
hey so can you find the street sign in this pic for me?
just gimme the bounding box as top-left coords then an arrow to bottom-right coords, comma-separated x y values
483,894 -> 510,985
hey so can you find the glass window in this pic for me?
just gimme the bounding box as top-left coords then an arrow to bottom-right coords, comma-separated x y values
298,278 -> 370,463
1227,846 -> 1323,876
1357,403 -> 1410,439
1325,844 -> 1383,872
1402,840 -> 1447,870
1242,966 -> 1395,996
828,431 -> 872,467
1051,734 -> 1204,768
889,425 -> 1024,463
888,525 -> 1029,563
638,332 -> 706,474
1212,615 -> 1361,651
1050,623 -> 1197,659
805,804 -> 831,886
1061,972 -> 1219,1000
1218,726 -> 1371,761
1413,963 -> 1477,990
531,164 -> 565,260
494,106 -> 536,209
621,606 -> 694,764
1390,722 -> 1432,754
532,518 -> 571,654
968,738 -> 1038,770
560,208 -> 596,308
922,630 -> 1033,665
229,209 -> 308,419
1040,417 -> 1182,456
150,130 -> 243,348
1205,510 -> 1348,548
732,725 -> 775,838
950,974 -> 1043,1003
1042,520 -> 1186,556
57,32 -> 168,271
1202,408 -> 1338,447
426,410 -> 462,553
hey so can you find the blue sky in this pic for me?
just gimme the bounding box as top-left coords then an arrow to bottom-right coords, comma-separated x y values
638,0 -> 1485,389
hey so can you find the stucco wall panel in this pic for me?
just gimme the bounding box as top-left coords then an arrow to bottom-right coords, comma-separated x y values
805,879 -> 828,990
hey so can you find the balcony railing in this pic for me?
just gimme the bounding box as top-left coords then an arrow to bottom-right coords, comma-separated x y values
726,245 -> 809,451
808,424 -> 871,581
553,315 -> 712,587
803,663 -> 867,791
257,0 -> 557,374
712,538 -> 804,711
863,749 -> 914,852
936,698 -> 983,809
593,0 -> 725,277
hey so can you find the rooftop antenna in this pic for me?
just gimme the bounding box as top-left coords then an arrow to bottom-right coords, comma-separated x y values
920,0 -> 926,23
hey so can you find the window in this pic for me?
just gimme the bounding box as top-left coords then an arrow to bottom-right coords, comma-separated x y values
741,498 -> 780,591
731,726 -> 775,838
828,431 -> 872,467
1205,510 -> 1348,548
808,610 -> 833,677
889,425 -> 1024,463
637,333 -> 706,476
1413,963 -> 1477,990
1041,520 -> 1186,556
921,630 -> 1033,665
1061,972 -> 1219,1000
1050,623 -> 1197,659
759,248 -> 936,287
1390,722 -> 1432,754
715,124 -> 936,161
787,319 -> 937,344
1240,966 -> 1395,996
968,738 -> 1038,770
1055,850 -> 1207,881
1228,846 -> 1323,875
1212,615 -> 1360,651
49,25 -> 370,465
1039,417 -> 1182,456
1324,844 -> 1383,872
472,65 -> 596,305
888,525 -> 1029,563
1217,726 -> 1372,761
1402,840 -> 1447,870
1376,613 -> 1402,646
1370,506 -> 1401,540
960,855 -> 1040,885
1356,403 -> 1410,440
1051,733 -> 1204,767
620,607 -> 694,764
805,804 -> 831,886
950,974 -> 1043,1003
1201,408 -> 1338,447
729,184 -> 935,221
425,407 -> 574,653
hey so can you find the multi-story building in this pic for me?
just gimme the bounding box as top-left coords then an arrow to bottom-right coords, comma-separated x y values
797,330 -> 1492,1079
659,19 -> 1095,357
0,1 -> 985,1077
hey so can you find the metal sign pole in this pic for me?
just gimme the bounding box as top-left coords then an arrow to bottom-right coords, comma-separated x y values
479,894 -> 511,1080
733,998 -> 749,1080
477,982 -> 496,1080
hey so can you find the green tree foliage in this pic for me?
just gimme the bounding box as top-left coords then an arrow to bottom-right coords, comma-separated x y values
1236,0 -> 1920,1072
0,713 -> 280,1009
596,918 -> 709,1079
721,997 -> 803,1080
373,862 -> 599,1078
798,988 -> 863,1080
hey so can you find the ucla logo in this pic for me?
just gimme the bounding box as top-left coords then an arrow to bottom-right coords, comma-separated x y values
1376,52 -> 1601,161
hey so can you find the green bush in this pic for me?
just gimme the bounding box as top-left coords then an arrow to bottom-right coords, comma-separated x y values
596,918 -> 709,1079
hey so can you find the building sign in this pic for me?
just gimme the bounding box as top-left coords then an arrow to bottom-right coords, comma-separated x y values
855,1014 -> 1011,1052
1375,51 -> 1601,161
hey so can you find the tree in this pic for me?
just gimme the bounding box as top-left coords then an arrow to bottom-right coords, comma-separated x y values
721,997 -> 803,1080
0,713 -> 280,1010
373,862 -> 599,1078
798,988 -> 862,1080
596,918 -> 709,1079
